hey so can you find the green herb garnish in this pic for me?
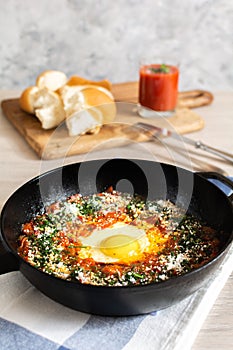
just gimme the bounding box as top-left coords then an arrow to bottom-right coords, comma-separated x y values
132,272 -> 144,279
78,201 -> 95,216
149,64 -> 170,74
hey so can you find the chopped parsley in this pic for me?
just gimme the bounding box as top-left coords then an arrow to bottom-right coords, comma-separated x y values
149,64 -> 170,74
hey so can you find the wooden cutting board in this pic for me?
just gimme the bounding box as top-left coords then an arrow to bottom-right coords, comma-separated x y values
1,82 -> 208,160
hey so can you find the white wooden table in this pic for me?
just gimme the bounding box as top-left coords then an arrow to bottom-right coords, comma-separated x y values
0,90 -> 233,349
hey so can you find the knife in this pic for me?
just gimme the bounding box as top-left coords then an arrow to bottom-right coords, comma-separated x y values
133,122 -> 233,165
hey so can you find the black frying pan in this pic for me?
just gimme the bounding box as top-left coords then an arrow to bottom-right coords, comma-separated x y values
0,159 -> 233,316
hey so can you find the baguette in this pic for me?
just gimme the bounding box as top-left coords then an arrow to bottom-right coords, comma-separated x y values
19,71 -> 116,135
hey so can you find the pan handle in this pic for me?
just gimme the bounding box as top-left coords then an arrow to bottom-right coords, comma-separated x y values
197,171 -> 233,202
0,239 -> 19,274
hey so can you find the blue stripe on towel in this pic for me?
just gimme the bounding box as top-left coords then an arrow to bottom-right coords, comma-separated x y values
0,317 -> 59,350
62,314 -> 146,350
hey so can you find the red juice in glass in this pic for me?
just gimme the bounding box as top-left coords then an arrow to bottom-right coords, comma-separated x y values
138,64 -> 179,117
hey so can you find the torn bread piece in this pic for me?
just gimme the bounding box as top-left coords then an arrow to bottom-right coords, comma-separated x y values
36,70 -> 68,91
20,86 -> 66,129
60,85 -> 116,136
66,108 -> 102,136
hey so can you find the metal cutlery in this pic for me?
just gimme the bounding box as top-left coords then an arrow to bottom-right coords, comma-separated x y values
133,122 -> 233,165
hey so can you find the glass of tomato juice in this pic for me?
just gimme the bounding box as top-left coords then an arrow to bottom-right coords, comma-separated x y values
138,63 -> 179,118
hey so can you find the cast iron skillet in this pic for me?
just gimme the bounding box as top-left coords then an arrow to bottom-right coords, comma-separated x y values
0,159 -> 233,316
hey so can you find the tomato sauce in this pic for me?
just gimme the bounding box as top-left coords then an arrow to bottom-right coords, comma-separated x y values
139,64 -> 179,111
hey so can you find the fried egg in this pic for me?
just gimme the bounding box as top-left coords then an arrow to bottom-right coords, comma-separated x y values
78,222 -> 150,263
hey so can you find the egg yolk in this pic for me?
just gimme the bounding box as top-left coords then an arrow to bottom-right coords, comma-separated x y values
100,234 -> 141,260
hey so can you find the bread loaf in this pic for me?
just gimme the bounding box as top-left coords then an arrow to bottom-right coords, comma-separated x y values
19,70 -> 116,134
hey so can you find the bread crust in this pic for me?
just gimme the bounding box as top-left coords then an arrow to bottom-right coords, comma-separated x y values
19,86 -> 39,114
67,75 -> 112,91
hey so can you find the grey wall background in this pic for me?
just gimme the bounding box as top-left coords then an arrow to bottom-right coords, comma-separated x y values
1,0 -> 233,91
